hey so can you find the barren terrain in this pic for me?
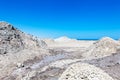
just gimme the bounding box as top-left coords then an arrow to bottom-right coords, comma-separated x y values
0,22 -> 120,80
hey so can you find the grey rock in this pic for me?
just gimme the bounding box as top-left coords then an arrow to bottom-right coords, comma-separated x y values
0,22 -> 24,54
0,21 -> 47,54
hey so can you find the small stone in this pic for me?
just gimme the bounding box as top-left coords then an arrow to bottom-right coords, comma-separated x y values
17,63 -> 24,68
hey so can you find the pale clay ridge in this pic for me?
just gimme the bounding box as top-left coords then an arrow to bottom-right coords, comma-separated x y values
59,63 -> 114,80
82,37 -> 120,58
54,36 -> 77,42
44,36 -> 95,48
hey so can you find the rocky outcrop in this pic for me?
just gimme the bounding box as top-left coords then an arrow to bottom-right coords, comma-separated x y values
59,63 -> 114,80
82,37 -> 120,58
0,22 -> 24,54
0,21 -> 48,79
0,21 -> 47,54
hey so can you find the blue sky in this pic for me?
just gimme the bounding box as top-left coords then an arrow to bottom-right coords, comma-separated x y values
0,0 -> 120,39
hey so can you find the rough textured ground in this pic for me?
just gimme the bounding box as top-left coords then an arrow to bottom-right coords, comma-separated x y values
0,21 -> 120,80
82,37 -> 120,58
0,22 -> 48,79
59,63 -> 114,80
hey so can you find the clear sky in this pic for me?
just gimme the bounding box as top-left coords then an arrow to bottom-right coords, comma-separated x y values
0,0 -> 120,39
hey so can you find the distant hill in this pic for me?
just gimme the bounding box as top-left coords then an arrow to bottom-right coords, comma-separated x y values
54,36 -> 77,42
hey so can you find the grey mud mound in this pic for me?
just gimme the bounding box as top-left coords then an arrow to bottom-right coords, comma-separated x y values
0,21 -> 48,79
59,63 -> 114,80
0,22 -> 47,54
0,22 -> 24,54
83,37 -> 120,58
